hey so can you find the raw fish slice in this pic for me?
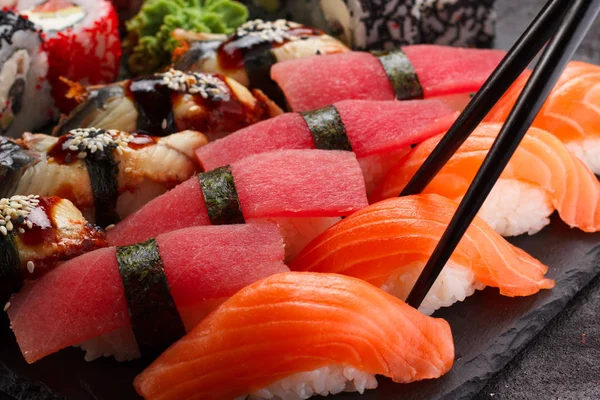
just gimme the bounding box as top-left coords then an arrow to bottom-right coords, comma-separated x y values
271,45 -> 506,112
107,150 -> 369,247
371,123 -> 600,236
134,272 -> 454,400
196,99 -> 457,169
8,222 -> 287,364
487,61 -> 600,174
291,195 -> 554,314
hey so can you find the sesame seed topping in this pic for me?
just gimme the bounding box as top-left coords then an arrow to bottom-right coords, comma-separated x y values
26,261 -> 34,274
63,128 -> 132,160
161,119 -> 167,130
3,302 -> 9,312
158,69 -> 230,102
0,195 -> 39,235
235,19 -> 302,43
124,167 -> 133,174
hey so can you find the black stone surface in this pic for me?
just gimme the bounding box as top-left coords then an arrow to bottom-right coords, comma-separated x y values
2,1 -> 600,399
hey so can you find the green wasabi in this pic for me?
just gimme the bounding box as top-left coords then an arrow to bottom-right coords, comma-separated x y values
126,0 -> 248,75
116,239 -> 186,355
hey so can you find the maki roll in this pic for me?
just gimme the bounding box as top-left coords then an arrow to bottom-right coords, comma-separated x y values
55,69 -> 281,139
4,128 -> 207,227
172,19 -> 349,108
0,10 -> 54,138
0,195 -> 107,303
8,222 -> 288,363
15,0 -> 122,112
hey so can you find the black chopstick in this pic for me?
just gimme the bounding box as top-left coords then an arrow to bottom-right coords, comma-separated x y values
406,0 -> 600,309
400,0 -> 569,196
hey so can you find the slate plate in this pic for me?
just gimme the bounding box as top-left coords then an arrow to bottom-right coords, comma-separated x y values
1,216 -> 599,400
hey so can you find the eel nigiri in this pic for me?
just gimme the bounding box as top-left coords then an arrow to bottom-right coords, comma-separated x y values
108,149 -> 369,261
271,45 -> 507,112
7,222 -> 287,364
172,19 -> 349,108
0,195 -> 107,303
371,123 -> 600,237
54,69 -> 282,139
134,272 -> 454,400
291,195 -> 555,315
6,128 -> 206,227
196,99 -> 458,193
487,61 -> 600,174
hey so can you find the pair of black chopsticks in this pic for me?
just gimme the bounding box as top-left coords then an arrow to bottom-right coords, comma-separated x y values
404,0 -> 600,309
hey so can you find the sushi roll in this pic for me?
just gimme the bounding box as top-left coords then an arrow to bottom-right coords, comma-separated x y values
172,19 -> 349,108
271,45 -> 506,112
487,61 -> 600,175
4,128 -> 207,227
196,99 -> 458,193
54,69 -> 281,139
0,10 -> 54,138
15,0 -> 122,113
244,0 -> 496,49
7,222 -> 287,363
291,194 -> 555,315
0,194 -> 107,303
134,272 -> 455,400
107,149 -> 369,261
371,123 -> 600,237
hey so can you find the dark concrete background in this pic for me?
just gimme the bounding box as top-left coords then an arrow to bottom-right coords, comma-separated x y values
476,1 -> 600,399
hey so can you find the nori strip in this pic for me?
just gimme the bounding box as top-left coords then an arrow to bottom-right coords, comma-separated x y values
174,40 -> 223,71
0,233 -> 21,304
198,166 -> 245,225
85,153 -> 120,227
116,239 -> 186,355
245,47 -> 289,109
301,105 -> 352,151
372,49 -> 424,100
128,77 -> 177,137
0,137 -> 35,198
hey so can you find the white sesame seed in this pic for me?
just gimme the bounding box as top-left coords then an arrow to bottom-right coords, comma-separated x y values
124,167 -> 133,174
26,220 -> 33,229
27,261 -> 34,274
3,302 -> 9,312
6,221 -> 13,232
0,226 -> 7,236
161,119 -> 167,130
18,227 -> 24,234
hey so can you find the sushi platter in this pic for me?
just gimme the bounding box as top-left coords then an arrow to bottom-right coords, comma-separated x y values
0,0 -> 599,399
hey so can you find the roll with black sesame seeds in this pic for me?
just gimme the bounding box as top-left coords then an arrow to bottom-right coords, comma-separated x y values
54,69 -> 282,140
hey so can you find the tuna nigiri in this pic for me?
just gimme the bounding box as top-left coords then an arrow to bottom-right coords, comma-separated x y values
6,128 -> 207,227
291,195 -> 554,315
172,19 -> 349,108
134,272 -> 454,400
108,149 -> 369,260
8,222 -> 287,364
487,61 -> 600,174
55,69 -> 282,139
372,123 -> 600,237
271,45 -> 506,112
0,195 -> 107,303
196,99 -> 458,193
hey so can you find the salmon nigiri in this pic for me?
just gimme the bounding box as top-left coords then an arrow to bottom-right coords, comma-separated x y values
371,123 -> 600,237
134,272 -> 454,400
291,195 -> 554,315
487,61 -> 600,174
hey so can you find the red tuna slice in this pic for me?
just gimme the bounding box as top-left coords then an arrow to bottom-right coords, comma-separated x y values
271,45 -> 506,112
8,223 -> 287,364
108,149 -> 368,246
196,100 -> 458,171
